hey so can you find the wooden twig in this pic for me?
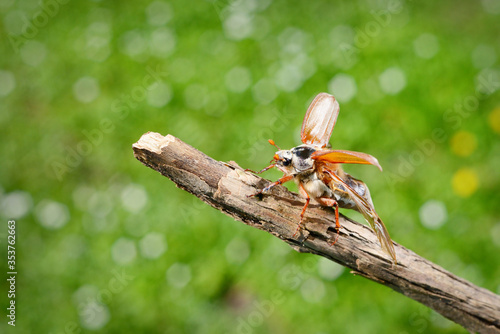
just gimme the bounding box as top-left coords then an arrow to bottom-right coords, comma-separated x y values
132,132 -> 500,334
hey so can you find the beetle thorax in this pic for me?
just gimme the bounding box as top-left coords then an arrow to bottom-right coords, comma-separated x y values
275,145 -> 317,175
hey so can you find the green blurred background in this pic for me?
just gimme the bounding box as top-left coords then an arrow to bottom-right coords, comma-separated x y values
1,0 -> 499,333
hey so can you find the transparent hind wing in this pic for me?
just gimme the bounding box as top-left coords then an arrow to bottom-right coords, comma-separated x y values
324,169 -> 397,263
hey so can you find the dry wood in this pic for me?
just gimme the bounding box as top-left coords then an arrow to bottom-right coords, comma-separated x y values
133,132 -> 500,334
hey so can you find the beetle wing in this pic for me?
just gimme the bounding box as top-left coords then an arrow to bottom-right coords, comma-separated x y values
301,93 -> 339,147
312,150 -> 383,171
321,167 -> 397,263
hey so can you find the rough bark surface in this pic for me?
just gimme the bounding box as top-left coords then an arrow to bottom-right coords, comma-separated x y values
133,132 -> 500,334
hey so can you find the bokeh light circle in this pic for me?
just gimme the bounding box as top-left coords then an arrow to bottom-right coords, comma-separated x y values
73,76 -> 100,104
419,200 -> 447,230
328,73 -> 357,103
378,67 -> 407,95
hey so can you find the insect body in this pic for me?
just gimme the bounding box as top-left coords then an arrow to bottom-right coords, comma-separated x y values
248,93 -> 397,263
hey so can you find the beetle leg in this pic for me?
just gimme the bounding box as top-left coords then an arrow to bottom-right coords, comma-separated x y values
248,174 -> 293,197
293,183 -> 310,238
317,197 -> 340,245
245,163 -> 275,175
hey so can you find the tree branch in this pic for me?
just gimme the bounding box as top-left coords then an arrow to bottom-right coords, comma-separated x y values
132,132 -> 500,334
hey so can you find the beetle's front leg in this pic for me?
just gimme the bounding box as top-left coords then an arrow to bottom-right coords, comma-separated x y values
248,174 -> 293,197
245,163 -> 276,175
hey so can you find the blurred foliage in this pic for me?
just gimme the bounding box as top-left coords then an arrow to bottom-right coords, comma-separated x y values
0,0 -> 499,333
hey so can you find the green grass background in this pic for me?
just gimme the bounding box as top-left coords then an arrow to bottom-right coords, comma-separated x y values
1,0 -> 499,333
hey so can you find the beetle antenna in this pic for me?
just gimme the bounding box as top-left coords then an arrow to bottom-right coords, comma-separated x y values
268,139 -> 280,150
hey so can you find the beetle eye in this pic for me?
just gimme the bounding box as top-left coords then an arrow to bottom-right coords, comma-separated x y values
282,158 -> 291,166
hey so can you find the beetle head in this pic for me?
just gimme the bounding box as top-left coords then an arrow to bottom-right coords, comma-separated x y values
273,150 -> 294,174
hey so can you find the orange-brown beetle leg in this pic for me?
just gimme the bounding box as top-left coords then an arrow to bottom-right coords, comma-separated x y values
293,183 -> 310,238
248,174 -> 293,198
317,197 -> 340,245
